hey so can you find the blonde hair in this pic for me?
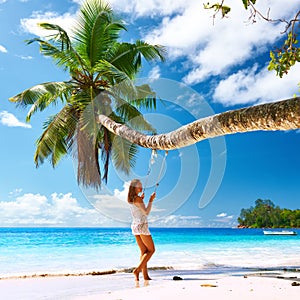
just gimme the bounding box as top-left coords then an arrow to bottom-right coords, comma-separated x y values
127,179 -> 141,203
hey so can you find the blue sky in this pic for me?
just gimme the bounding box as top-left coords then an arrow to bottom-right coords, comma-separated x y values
0,0 -> 299,227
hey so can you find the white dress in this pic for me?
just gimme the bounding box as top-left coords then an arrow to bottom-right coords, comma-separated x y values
129,203 -> 151,235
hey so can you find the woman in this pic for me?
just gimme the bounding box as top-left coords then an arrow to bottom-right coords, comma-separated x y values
127,179 -> 156,281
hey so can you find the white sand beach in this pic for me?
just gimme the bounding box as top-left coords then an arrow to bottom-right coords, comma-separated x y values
86,275 -> 300,300
1,270 -> 299,300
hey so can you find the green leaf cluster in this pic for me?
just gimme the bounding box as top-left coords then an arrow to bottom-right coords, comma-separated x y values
238,199 -> 300,228
268,32 -> 300,78
204,1 -> 299,80
204,0 -> 257,18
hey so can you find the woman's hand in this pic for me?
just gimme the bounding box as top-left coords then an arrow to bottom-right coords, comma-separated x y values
149,192 -> 156,202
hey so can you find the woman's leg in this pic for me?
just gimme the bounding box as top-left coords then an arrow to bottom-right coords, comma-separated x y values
133,235 -> 155,280
134,235 -> 151,280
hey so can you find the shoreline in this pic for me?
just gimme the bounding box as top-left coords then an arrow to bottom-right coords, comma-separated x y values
0,266 -> 173,281
1,265 -> 299,281
1,268 -> 300,300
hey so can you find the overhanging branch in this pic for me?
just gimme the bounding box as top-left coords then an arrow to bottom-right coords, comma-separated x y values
98,97 -> 300,150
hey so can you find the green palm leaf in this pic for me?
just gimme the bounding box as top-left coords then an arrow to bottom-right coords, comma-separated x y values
113,98 -> 156,133
35,105 -> 78,167
93,59 -> 134,85
28,23 -> 87,74
133,40 -> 166,62
110,42 -> 165,77
111,134 -> 137,174
127,84 -> 158,110
9,82 -> 71,120
37,23 -> 72,50
73,0 -> 126,68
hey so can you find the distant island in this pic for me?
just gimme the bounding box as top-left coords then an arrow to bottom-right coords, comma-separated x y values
237,199 -> 300,228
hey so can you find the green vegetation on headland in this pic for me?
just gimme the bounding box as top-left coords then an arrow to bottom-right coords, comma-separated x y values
238,199 -> 300,228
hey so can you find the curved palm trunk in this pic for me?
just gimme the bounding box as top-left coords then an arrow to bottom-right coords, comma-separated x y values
98,97 -> 300,150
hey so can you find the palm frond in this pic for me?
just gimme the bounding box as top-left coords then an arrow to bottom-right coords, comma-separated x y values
79,90 -> 102,139
108,82 -> 157,132
134,40 -> 166,62
111,134 -> 138,174
9,82 -> 71,119
129,96 -> 157,110
27,24 -> 87,74
93,59 -> 135,85
109,43 -> 143,78
108,81 -> 154,106
34,105 -> 78,167
69,87 -> 96,112
37,23 -> 72,50
73,0 -> 126,68
113,98 -> 156,133
108,42 -> 165,78
124,84 -> 157,110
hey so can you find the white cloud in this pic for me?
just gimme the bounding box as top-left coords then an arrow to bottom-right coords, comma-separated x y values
72,0 -> 186,18
150,214 -> 202,227
15,54 -> 33,60
213,63 -> 300,106
0,192 -> 117,227
217,212 -> 228,218
142,0 -> 298,87
0,111 -> 32,128
0,190 -> 204,227
107,0 -> 187,17
9,188 -> 23,197
145,2 -> 212,59
20,11 -> 76,38
148,66 -> 161,80
71,0 -> 83,4
214,212 -> 234,224
0,44 -> 7,53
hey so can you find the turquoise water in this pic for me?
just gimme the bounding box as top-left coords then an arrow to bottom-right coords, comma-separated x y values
1,228 -> 299,278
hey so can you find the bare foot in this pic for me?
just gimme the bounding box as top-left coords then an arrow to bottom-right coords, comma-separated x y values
143,269 -> 152,280
133,268 -> 140,281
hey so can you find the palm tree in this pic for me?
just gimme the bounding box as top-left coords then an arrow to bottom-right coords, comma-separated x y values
98,96 -> 300,149
9,0 -> 165,189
